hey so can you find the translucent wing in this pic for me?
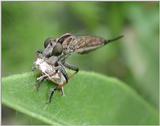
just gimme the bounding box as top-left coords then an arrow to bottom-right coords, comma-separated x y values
59,33 -> 123,54
72,36 -> 108,54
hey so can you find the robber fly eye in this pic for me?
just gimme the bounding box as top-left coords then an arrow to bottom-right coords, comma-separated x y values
44,38 -> 56,48
51,43 -> 63,56
44,38 -> 51,48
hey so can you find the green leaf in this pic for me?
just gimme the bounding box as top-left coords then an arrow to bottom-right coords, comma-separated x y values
2,72 -> 158,125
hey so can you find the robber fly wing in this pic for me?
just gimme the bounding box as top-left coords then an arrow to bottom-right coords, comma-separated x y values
65,35 -> 124,54
58,33 -> 123,55
58,33 -> 106,54
73,36 -> 107,54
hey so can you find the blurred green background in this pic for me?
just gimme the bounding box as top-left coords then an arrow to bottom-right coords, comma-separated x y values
2,2 -> 159,125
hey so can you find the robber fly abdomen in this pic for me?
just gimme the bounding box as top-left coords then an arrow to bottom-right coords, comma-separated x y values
33,33 -> 123,103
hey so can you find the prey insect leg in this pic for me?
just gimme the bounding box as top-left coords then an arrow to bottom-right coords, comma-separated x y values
36,74 -> 48,91
61,86 -> 65,96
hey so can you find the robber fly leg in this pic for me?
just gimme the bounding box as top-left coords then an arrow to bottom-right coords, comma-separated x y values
35,74 -> 48,91
58,63 -> 69,83
36,50 -> 43,59
58,53 -> 71,62
47,86 -> 58,103
63,62 -> 79,72
63,62 -> 79,78
32,66 -> 36,71
36,49 -> 43,54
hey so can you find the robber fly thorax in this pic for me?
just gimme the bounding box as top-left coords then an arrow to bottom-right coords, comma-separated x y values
33,33 -> 124,103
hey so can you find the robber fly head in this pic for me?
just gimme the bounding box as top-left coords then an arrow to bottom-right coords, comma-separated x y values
43,33 -> 73,58
43,37 -> 63,57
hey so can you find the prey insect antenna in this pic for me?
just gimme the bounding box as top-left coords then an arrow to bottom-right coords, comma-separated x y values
105,35 -> 124,44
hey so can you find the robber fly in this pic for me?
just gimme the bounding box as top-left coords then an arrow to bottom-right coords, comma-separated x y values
33,33 -> 124,103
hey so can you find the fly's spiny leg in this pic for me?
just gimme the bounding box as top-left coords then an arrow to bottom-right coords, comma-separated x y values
47,84 -> 66,103
58,62 -> 69,83
63,62 -> 79,72
36,50 -> 43,54
63,62 -> 79,78
47,86 -> 58,103
32,66 -> 36,71
36,50 -> 44,59
58,53 -> 71,62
